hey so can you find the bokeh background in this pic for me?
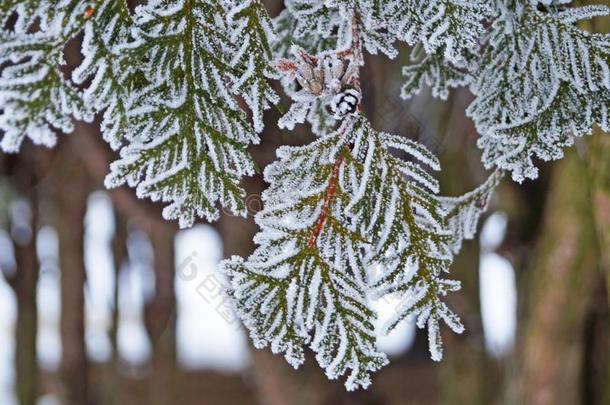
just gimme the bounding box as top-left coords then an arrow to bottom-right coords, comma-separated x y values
0,1 -> 609,404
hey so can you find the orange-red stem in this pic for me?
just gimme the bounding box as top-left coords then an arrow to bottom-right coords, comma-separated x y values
307,154 -> 345,249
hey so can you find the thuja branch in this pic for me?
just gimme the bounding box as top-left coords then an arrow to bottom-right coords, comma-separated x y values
222,7 -> 503,389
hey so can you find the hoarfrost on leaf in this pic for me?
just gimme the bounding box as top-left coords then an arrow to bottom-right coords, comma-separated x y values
468,2 -> 610,182
103,0 -> 269,227
0,1 -> 93,153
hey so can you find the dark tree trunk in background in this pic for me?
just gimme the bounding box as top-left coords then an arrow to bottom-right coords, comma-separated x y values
144,224 -> 177,405
10,195 -> 40,405
509,150 -> 607,405
579,2 -> 610,312
583,130 -> 610,404
54,141 -> 92,405
436,90 -> 496,405
2,147 -> 49,405
588,124 -> 610,314
440,239 -> 493,405
102,212 -> 128,405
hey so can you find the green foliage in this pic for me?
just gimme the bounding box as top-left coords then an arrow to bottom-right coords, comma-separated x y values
72,0 -> 133,149
1,0 -> 276,227
227,0 -> 279,132
0,0 -> 92,152
104,0 -> 260,228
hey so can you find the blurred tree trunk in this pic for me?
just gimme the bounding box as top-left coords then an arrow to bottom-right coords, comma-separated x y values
511,150 -> 607,405
436,90 -> 497,405
54,142 -> 92,405
1,146 -> 50,405
439,239 -> 493,405
12,206 -> 39,405
72,117 -> 185,405
584,131 -> 610,404
1,150 -> 41,405
589,133 -> 610,307
9,195 -> 40,405
102,211 -> 128,405
144,224 -> 177,405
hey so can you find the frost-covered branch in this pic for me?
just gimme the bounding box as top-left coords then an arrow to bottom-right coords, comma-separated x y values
102,0 -> 273,227
399,0 -> 610,182
469,2 -> 610,182
224,14 -> 501,388
223,117 -> 388,391
0,0 -> 278,228
0,1 -> 93,152
72,0 -> 133,150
